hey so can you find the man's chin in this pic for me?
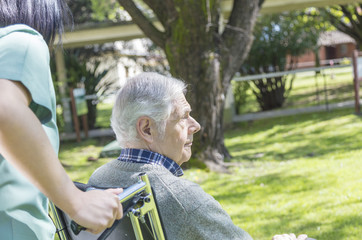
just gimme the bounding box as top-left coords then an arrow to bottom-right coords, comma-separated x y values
182,154 -> 192,164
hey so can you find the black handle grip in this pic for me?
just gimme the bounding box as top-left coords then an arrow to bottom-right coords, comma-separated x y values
69,181 -> 146,236
71,220 -> 86,235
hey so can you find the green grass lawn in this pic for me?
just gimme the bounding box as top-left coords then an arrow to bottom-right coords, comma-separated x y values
186,107 -> 362,240
59,107 -> 361,240
58,137 -> 115,182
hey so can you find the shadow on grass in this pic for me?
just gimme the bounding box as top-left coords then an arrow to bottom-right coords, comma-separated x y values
286,83 -> 354,108
258,217 -> 321,240
259,213 -> 362,240
247,194 -> 361,239
205,171 -> 327,203
314,214 -> 362,240
226,109 -> 362,162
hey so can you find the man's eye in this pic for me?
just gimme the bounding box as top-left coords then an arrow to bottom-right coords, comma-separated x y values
182,113 -> 190,119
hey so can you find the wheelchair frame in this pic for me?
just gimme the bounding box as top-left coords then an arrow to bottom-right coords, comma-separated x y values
49,173 -> 166,240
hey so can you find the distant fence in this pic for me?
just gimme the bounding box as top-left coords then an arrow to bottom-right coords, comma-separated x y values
233,64 -> 350,82
229,62 -> 356,123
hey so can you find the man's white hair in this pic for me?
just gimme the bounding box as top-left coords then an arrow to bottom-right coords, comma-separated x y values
111,72 -> 187,148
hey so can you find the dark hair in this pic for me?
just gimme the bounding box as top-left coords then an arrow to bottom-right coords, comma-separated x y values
0,0 -> 71,45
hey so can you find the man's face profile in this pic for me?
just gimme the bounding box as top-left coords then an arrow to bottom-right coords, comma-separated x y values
151,94 -> 200,165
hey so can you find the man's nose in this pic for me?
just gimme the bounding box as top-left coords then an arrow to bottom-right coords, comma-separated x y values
189,116 -> 201,134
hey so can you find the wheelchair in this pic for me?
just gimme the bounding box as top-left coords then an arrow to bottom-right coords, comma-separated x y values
49,173 -> 166,240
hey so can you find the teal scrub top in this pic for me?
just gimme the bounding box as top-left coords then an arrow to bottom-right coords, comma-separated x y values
0,24 -> 59,240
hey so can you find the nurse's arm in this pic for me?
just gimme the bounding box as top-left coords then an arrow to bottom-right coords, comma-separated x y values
0,79 -> 123,234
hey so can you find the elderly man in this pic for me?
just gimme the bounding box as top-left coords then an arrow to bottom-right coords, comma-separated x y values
88,72 -> 253,240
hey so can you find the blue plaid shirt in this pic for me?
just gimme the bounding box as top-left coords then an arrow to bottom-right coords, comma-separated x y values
117,148 -> 184,177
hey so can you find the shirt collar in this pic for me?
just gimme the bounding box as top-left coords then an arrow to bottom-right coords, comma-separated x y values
117,148 -> 184,177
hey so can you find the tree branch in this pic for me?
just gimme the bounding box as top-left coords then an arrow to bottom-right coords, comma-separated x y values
223,0 -> 262,38
327,9 -> 361,43
341,5 -> 360,34
117,0 -> 165,47
220,0 -> 263,82
357,4 -> 362,26
143,0 -> 177,28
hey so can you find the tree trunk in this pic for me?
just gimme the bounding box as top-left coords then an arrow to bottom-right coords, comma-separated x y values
161,1 -> 233,172
118,0 -> 262,171
168,50 -> 231,172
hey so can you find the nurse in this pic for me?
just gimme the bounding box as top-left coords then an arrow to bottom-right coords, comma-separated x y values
0,1 -> 123,239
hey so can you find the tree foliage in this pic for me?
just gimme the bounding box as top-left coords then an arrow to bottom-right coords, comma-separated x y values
320,3 -> 362,49
240,10 -> 327,111
67,0 -> 122,24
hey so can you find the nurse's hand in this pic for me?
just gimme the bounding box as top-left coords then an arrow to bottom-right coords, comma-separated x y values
69,188 -> 123,234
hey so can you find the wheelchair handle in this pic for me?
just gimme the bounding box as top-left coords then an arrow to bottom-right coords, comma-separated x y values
70,180 -> 147,235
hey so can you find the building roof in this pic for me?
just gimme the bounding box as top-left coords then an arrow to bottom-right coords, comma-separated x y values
318,31 -> 356,46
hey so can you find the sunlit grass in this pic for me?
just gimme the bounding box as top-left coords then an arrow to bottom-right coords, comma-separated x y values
184,107 -> 362,240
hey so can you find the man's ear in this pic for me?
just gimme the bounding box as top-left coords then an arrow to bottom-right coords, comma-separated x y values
136,116 -> 153,143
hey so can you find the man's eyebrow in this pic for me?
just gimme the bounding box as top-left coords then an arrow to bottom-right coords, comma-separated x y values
177,106 -> 191,118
